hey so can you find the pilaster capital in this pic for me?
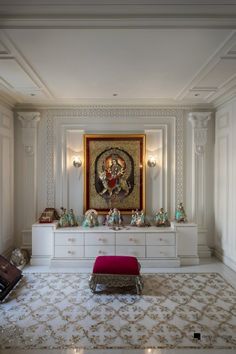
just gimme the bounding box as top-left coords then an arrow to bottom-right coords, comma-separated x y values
188,112 -> 212,155
188,112 -> 211,128
17,111 -> 40,155
17,111 -> 40,128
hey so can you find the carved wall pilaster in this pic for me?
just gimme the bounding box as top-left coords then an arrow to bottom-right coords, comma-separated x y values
189,111 -> 212,257
16,111 -> 41,246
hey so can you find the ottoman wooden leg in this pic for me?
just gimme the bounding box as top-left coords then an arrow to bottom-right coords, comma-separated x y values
89,275 -> 97,293
135,276 -> 143,295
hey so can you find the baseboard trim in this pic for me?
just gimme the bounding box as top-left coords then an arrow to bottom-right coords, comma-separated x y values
179,256 -> 199,266
50,257 -> 181,268
214,249 -> 236,272
198,244 -> 212,258
31,256 -> 51,266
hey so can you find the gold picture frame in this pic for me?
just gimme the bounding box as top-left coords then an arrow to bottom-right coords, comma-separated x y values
84,134 -> 146,214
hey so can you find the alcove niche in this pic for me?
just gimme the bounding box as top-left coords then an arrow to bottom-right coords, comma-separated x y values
52,115 -> 178,222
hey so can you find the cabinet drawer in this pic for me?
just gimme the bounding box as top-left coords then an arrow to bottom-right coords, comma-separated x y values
146,233 -> 175,246
54,245 -> 84,258
116,233 -> 145,245
147,245 -> 176,258
116,245 -> 145,258
84,233 -> 115,245
85,245 -> 115,257
54,232 -> 84,246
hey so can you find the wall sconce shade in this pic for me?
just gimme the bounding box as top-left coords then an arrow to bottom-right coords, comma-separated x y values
73,156 -> 82,168
147,156 -> 156,167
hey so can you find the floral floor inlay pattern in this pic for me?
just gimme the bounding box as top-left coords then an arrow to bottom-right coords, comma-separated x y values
0,273 -> 236,349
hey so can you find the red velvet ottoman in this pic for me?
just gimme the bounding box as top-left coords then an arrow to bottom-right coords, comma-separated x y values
89,255 -> 143,294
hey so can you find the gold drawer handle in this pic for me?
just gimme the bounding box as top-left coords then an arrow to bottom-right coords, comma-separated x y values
129,237 -> 137,242
98,238 -> 106,242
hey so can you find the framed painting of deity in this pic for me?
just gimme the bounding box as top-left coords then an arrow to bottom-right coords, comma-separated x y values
84,134 -> 146,214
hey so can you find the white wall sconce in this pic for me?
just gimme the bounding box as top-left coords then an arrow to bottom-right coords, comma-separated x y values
147,156 -> 157,168
73,156 -> 82,168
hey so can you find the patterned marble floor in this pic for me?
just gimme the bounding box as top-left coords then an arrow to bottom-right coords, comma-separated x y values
1,257 -> 236,354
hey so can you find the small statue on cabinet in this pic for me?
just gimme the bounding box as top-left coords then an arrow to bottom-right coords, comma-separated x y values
58,207 -> 69,227
39,208 -> 59,223
103,208 -> 113,226
68,209 -> 78,227
105,208 -> 123,228
130,209 -> 149,227
58,207 -> 78,227
82,209 -> 99,228
175,202 -> 187,223
130,210 -> 137,226
154,207 -> 170,227
136,210 -> 146,227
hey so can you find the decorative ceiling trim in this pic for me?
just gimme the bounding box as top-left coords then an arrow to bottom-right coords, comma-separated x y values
0,17 -> 236,30
38,106 -> 214,118
175,30 -> 236,101
0,30 -> 54,100
14,103 -> 215,111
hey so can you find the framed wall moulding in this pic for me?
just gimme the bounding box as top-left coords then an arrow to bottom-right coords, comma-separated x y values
84,134 -> 146,214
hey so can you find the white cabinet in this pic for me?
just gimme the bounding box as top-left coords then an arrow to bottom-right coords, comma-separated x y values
116,232 -> 145,245
55,245 -> 84,258
84,232 -> 115,257
54,232 -> 84,246
85,245 -> 115,257
54,231 -> 84,258
116,232 -> 146,258
146,231 -> 176,258
84,232 -> 115,245
31,223 -> 198,267
173,223 -> 199,265
147,245 -> 176,258
116,245 -> 145,258
31,223 -> 56,265
146,232 -> 175,246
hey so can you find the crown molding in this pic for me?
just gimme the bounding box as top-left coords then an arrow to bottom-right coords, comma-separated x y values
0,92 -> 16,109
213,91 -> 236,108
13,103 -> 215,113
1,2 -> 236,29
1,16 -> 236,30
14,105 -> 215,121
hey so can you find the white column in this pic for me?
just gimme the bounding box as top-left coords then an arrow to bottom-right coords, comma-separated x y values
17,111 -> 40,247
188,112 -> 212,257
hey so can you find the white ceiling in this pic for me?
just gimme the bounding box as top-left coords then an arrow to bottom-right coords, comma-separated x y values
0,1 -> 236,108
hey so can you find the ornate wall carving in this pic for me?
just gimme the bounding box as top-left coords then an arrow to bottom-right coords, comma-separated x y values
46,111 -> 55,207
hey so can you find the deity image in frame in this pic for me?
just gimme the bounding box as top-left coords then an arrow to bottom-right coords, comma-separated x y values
84,134 -> 146,214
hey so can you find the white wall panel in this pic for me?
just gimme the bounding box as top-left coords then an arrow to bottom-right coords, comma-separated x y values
215,100 -> 236,271
0,105 -> 14,255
